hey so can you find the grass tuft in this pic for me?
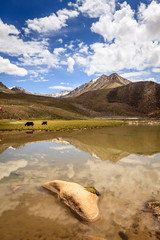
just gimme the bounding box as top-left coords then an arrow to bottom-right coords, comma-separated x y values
84,186 -> 101,196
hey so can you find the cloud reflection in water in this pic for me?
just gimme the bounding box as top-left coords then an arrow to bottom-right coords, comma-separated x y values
0,132 -> 160,236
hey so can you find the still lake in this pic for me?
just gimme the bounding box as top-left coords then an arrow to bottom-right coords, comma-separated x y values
0,125 -> 160,240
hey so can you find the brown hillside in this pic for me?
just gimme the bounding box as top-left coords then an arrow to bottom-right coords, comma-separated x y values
0,92 -> 89,119
67,81 -> 160,118
107,81 -> 160,117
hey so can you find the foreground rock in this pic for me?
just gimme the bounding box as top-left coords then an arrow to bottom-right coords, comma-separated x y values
42,180 -> 100,222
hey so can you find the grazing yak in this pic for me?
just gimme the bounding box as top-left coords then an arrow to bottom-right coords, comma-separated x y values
42,121 -> 47,125
25,122 -> 34,126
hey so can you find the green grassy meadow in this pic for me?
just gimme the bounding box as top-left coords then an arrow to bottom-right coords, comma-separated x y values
0,119 -> 127,131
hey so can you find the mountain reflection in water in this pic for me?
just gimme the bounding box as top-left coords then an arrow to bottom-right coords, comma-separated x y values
1,125 -> 160,161
0,125 -> 160,240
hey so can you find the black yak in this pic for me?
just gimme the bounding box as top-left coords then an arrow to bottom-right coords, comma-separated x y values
25,122 -> 34,126
42,121 -> 47,125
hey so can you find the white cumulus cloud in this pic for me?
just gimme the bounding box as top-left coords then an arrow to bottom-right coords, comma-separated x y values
0,19 -> 61,70
1,1 -> 160,80
74,0 -> 115,18
67,57 -> 75,72
25,8 -> 79,34
0,56 -> 27,76
121,71 -> 149,79
53,47 -> 66,56
74,1 -> 160,75
152,68 -> 160,73
0,19 -> 48,58
91,2 -> 137,42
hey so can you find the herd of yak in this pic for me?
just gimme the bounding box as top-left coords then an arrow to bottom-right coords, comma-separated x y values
24,121 -> 47,126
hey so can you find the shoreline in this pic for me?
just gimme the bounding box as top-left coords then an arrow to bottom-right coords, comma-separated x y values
0,119 -> 160,132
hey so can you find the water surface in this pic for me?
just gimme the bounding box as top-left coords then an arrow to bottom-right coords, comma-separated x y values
0,126 -> 160,240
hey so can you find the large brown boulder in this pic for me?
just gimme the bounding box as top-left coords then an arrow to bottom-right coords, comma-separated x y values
42,180 -> 100,222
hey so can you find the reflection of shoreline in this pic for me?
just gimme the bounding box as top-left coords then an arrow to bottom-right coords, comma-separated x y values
0,125 -> 160,162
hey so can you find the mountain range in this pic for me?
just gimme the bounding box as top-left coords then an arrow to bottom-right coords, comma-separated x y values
1,73 -> 130,98
9,86 -> 70,98
0,73 -> 160,119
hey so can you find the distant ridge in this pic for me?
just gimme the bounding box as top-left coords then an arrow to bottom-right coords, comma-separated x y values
10,86 -> 32,94
9,86 -> 69,98
65,73 -> 130,98
44,91 -> 70,98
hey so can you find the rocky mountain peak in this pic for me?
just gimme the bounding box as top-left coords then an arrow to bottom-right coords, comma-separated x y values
108,73 -> 130,85
65,73 -> 130,98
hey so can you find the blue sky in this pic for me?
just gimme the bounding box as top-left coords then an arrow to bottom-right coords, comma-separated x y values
0,0 -> 160,94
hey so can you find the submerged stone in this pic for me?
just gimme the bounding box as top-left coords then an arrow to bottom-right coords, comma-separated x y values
42,180 -> 100,222
11,183 -> 25,193
147,201 -> 160,221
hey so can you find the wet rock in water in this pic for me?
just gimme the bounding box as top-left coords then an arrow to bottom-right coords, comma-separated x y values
42,180 -> 100,222
11,183 -> 25,193
147,201 -> 160,221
